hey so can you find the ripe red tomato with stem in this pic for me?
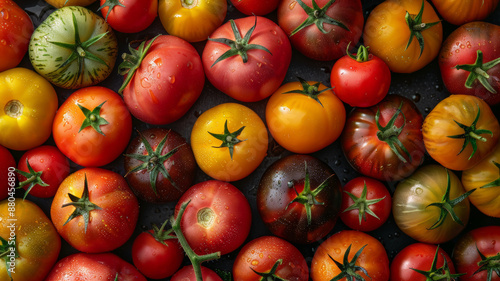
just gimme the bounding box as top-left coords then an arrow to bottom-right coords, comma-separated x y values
98,0 -> 157,33
0,145 -> 15,201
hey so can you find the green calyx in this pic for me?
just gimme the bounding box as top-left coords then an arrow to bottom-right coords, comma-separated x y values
480,161 -> 500,189
15,158 -> 49,200
124,130 -> 183,195
404,0 -> 440,58
455,50 -> 500,94
290,0 -> 349,37
0,236 -> 19,281
411,245 -> 464,281
426,169 -> 475,230
375,101 -> 412,163
208,17 -> 271,67
208,120 -> 246,160
78,101 -> 109,136
97,0 -> 126,22
62,174 -> 102,233
473,245 -> 500,281
148,218 -> 177,246
342,180 -> 385,225
346,42 -> 370,62
447,106 -> 493,160
114,273 -> 119,281
283,77 -> 331,107
118,35 -> 160,93
250,259 -> 288,281
329,244 -> 370,281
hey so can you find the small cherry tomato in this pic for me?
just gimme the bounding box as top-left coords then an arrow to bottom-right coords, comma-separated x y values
98,0 -> 157,33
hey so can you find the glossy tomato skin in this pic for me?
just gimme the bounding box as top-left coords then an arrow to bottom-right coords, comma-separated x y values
45,252 -> 146,281
175,180 -> 252,255
431,0 -> 499,25
452,226 -> 500,281
44,0 -> 98,8
124,128 -> 196,203
341,94 -> 425,182
171,266 -> 223,281
278,0 -> 364,61
99,0 -> 157,33
391,243 -> 456,281
0,0 -> 33,72
257,154 -> 342,244
123,35 -> 204,125
50,168 -> 139,253
17,145 -> 70,198
230,0 -> 280,15
439,22 -> 500,105
233,236 -> 309,281
0,145 -> 15,200
202,16 -> 291,102
265,80 -> 346,154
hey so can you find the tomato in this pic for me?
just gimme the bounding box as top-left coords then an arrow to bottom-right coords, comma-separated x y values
124,128 -> 196,203
202,16 -> 291,102
391,243 -> 459,281
98,0 -> 157,33
16,145 -> 70,199
230,0 -> 280,15
0,0 -> 33,72
265,78 -> 346,154
29,6 -> 118,89
393,164 -> 472,244
423,95 -> 500,171
364,0 -> 443,73
438,21 -> 500,106
50,168 -> 139,253
452,226 -> 500,281
159,0 -> 227,42
341,94 -> 425,182
171,266 -> 223,281
311,230 -> 390,281
44,0 -> 98,8
120,35 -> 204,125
190,103 -> 268,182
45,252 -> 146,281
462,143 -> 500,218
340,177 -> 391,232
53,86 -> 132,167
175,180 -> 252,255
0,67 -> 58,151
0,145 -> 15,201
330,44 -> 391,107
0,199 -> 61,281
257,154 -> 342,244
233,236 -> 309,281
431,0 -> 499,25
277,0 -> 364,61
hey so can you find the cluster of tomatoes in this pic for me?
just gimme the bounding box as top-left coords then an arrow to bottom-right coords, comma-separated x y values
0,0 -> 500,280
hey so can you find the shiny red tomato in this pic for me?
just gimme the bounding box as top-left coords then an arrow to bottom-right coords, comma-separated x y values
0,145 -> 15,201
230,0 -> 280,15
171,266 -> 223,281
98,0 -> 157,33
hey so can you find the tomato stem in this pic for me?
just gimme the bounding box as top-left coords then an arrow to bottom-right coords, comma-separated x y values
479,161 -> 500,189
282,77 -> 331,107
97,0 -> 126,22
15,158 -> 49,200
411,246 -> 464,280
474,245 -> 500,281
342,180 -> 385,225
290,0 -> 349,36
404,0 -> 440,58
375,101 -> 412,163
329,244 -> 371,280
455,50 -> 500,94
208,120 -> 246,160
4,100 -> 23,118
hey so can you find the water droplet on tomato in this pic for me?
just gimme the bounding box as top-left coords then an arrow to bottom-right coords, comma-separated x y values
289,1 -> 297,9
415,187 -> 423,194
157,72 -> 161,79
154,58 -> 162,66
334,248 -> 341,254
251,260 -> 259,266
0,40 -> 6,46
141,77 -> 151,88
187,61 -> 193,69
40,159 -> 44,163
1,9 -> 8,20
168,75 -> 175,84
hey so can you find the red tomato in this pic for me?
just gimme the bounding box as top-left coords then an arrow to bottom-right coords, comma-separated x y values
16,145 -> 70,198
0,145 -> 15,200
277,0 -> 364,61
202,16 -> 291,102
175,180 -> 252,255
52,86 -> 132,167
340,177 -> 391,232
0,0 -> 34,72
121,35 -> 204,124
230,0 -> 280,15
98,0 -> 157,33
171,266 -> 223,281
331,44 -> 391,107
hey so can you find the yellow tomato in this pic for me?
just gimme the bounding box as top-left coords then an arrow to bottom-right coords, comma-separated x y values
158,0 -> 227,42
44,0 -> 97,8
0,68 -> 57,151
190,103 -> 268,181
431,0 -> 499,25
363,0 -> 442,73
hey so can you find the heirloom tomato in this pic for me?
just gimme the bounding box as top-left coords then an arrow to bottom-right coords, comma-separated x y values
230,0 -> 280,15
191,103 -> 268,182
423,95 -> 500,171
277,0 -> 364,61
431,0 -> 499,25
44,0 -> 97,8
266,78 -> 345,154
233,236 -> 309,281
0,67 -> 58,151
159,0 -> 227,42
120,35 -> 204,125
0,199 -> 61,281
202,16 -> 291,102
393,165 -> 472,244
0,145 -> 15,201
257,154 -> 342,244
311,230 -> 390,281
171,266 -> 223,281
175,180 -> 252,255
364,0 -> 442,73
438,21 -> 500,105
341,94 -> 425,182
50,168 -> 139,253
53,86 -> 132,167
98,0 -> 157,33
0,0 -> 33,72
